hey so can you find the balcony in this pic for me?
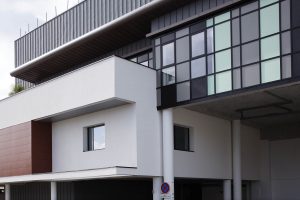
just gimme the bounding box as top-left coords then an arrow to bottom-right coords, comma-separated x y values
0,56 -> 155,129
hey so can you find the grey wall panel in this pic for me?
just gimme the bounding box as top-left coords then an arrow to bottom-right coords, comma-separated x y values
15,0 -> 152,68
151,0 -> 235,32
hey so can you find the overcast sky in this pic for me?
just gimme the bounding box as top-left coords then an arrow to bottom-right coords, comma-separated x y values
0,0 -> 81,99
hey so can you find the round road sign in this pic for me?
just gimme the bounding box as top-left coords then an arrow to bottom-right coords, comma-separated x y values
161,182 -> 170,194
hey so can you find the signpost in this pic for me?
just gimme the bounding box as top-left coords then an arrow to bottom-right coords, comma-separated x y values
160,182 -> 174,199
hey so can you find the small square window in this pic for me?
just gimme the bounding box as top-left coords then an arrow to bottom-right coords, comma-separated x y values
191,57 -> 206,79
174,125 -> 190,151
162,66 -> 176,86
162,43 -> 175,66
85,125 -> 106,151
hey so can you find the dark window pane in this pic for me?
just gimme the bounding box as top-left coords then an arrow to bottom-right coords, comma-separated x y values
233,68 -> 241,89
157,89 -> 161,106
191,77 -> 208,99
292,0 -> 300,28
161,84 -> 177,107
162,43 -> 175,66
232,18 -> 240,46
232,9 -> 240,18
157,70 -> 161,87
242,41 -> 259,65
208,55 -> 215,74
174,126 -> 190,151
241,11 -> 259,43
155,46 -> 161,69
177,82 -> 190,102
241,1 -> 258,15
161,33 -> 175,43
176,28 -> 189,38
207,28 -> 214,53
176,62 -> 190,82
281,31 -> 291,55
190,22 -> 206,34
292,28 -> 300,52
176,36 -> 190,63
242,64 -> 260,87
191,57 -> 206,78
281,0 -> 291,31
233,47 -> 241,68
138,54 -> 148,63
192,32 -> 205,57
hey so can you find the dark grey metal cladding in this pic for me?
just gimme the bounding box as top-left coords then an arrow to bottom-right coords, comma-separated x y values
151,0 -> 235,32
14,0 -> 154,67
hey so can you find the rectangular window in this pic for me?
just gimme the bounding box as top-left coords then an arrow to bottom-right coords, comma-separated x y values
174,125 -> 190,151
215,21 -> 231,51
162,43 -> 175,66
162,66 -> 176,86
260,4 -> 279,37
192,32 -> 205,57
85,125 -> 106,151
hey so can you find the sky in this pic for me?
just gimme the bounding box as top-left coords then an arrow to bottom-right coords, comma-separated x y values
0,0 -> 81,99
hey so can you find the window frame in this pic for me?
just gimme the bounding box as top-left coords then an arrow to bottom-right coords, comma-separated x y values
174,124 -> 192,152
84,124 -> 106,152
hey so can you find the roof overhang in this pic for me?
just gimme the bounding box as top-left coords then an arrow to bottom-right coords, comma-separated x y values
10,0 -> 193,83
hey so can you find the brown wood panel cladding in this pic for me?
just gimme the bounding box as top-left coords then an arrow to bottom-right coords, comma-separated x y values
31,121 -> 52,174
0,121 -> 52,177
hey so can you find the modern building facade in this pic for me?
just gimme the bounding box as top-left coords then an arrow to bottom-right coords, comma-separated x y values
0,0 -> 300,199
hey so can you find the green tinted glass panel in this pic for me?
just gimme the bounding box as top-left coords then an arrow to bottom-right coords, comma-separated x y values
260,4 -> 279,37
215,12 -> 230,24
261,58 -> 281,83
207,75 -> 215,95
216,71 -> 232,93
260,0 -> 278,7
216,50 -> 232,72
206,18 -> 214,27
215,22 -> 231,51
261,34 -> 280,60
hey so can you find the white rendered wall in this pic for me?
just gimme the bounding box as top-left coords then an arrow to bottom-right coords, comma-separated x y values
52,104 -> 137,172
173,108 -> 261,180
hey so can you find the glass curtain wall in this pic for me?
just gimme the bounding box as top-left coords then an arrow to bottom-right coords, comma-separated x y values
155,0 -> 292,107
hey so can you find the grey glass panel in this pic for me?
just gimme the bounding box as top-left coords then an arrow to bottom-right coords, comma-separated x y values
261,58 -> 281,83
260,0 -> 278,7
177,82 -> 190,102
215,12 -> 230,24
162,66 -> 176,86
208,55 -> 215,74
157,89 -> 161,106
232,9 -> 240,18
206,18 -> 214,27
176,28 -> 189,38
176,36 -> 190,63
216,49 -> 231,72
241,2 -> 258,14
192,32 -> 205,57
207,28 -> 214,54
261,34 -> 280,60
155,38 -> 161,46
242,41 -> 259,65
176,62 -> 190,82
162,43 -> 175,66
282,55 -> 292,78
162,33 -> 175,43
281,0 -> 291,31
233,47 -> 241,68
157,70 -> 161,87
216,71 -> 232,93
232,18 -> 240,46
260,4 -> 279,37
233,69 -> 241,89
191,57 -> 206,78
215,21 -> 231,51
155,46 -> 161,69
207,75 -> 215,95
242,64 -> 260,87
241,11 -> 259,43
281,31 -> 291,55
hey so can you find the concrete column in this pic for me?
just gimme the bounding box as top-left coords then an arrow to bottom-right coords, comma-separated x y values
162,109 -> 174,199
223,180 -> 232,200
51,182 -> 57,200
5,184 -> 10,200
232,120 -> 242,200
153,177 -> 163,200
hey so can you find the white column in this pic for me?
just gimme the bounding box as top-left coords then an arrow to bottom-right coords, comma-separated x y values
232,120 -> 242,200
153,177 -> 163,200
51,182 -> 57,200
5,184 -> 10,200
223,180 -> 232,200
162,109 -> 174,199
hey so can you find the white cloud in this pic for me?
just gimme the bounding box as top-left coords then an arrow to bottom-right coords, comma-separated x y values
0,0 -> 80,99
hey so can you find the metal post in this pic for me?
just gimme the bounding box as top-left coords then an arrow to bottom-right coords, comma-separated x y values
5,184 -> 10,200
233,120 -> 242,200
223,180 -> 232,200
51,182 -> 57,200
153,177 -> 163,200
162,109 -> 174,199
